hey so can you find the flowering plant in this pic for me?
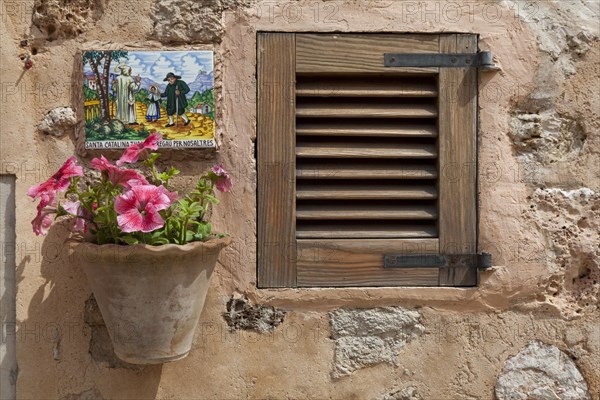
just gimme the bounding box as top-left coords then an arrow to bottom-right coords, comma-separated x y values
28,133 -> 232,245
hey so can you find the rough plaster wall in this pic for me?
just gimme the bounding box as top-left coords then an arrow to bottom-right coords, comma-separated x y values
0,0 -> 599,399
151,0 -> 255,44
505,0 -> 600,190
525,188 -> 600,319
31,0 -> 105,41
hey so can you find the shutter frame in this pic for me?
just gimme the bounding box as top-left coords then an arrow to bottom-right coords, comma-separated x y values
257,33 -> 479,288
438,34 -> 479,286
257,33 -> 297,287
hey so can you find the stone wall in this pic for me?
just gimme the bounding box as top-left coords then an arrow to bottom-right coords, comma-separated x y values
0,0 -> 598,398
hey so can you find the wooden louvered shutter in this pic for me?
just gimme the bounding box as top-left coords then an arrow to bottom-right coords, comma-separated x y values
257,33 -> 478,288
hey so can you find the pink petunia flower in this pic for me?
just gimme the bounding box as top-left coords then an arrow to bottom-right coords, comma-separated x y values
157,185 -> 179,203
211,164 -> 232,193
109,170 -> 149,189
116,132 -> 162,166
62,200 -> 89,233
32,211 -> 54,236
90,155 -> 114,172
91,155 -> 148,189
31,192 -> 58,236
28,157 -> 83,200
123,178 -> 148,189
114,184 -> 175,233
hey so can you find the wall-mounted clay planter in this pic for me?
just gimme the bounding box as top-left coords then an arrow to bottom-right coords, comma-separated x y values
69,237 -> 231,364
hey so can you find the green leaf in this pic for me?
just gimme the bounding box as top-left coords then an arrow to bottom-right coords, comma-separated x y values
157,172 -> 168,181
158,167 -> 180,182
149,237 -> 169,245
206,171 -> 217,181
193,233 -> 205,241
185,230 -> 195,242
205,194 -> 219,205
147,153 -> 160,163
196,222 -> 211,238
188,201 -> 202,211
79,191 -> 95,198
196,179 -> 209,191
119,236 -> 139,245
55,204 -> 69,217
178,198 -> 190,209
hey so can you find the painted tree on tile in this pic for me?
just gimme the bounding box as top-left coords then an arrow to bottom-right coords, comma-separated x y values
83,50 -> 129,121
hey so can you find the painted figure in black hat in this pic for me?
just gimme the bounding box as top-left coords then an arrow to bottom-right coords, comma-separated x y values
161,72 -> 191,127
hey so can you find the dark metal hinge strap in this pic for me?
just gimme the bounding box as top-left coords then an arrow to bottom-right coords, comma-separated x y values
384,51 -> 495,69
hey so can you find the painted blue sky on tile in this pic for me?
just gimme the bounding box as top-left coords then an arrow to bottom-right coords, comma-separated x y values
83,51 -> 213,83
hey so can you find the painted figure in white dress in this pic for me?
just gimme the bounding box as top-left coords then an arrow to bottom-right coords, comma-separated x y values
113,62 -> 141,125
146,85 -> 161,122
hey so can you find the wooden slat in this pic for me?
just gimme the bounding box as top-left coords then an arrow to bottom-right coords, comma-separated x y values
296,184 -> 437,200
297,239 -> 440,286
296,204 -> 438,220
296,224 -> 438,239
296,34 -> 440,75
296,163 -> 438,180
257,33 -> 297,288
298,267 -> 439,286
438,34 -> 478,287
298,266 -> 438,287
296,103 -> 437,118
296,142 -> 437,158
296,123 -> 438,137
296,81 -> 438,97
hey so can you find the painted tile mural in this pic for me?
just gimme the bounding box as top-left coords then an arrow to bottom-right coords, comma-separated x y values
83,50 -> 215,149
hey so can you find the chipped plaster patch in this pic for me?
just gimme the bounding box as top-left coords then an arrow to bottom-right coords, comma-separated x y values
509,110 -> 586,162
495,340 -> 591,400
380,386 -> 422,400
223,295 -> 285,332
38,107 -> 77,137
330,307 -> 424,378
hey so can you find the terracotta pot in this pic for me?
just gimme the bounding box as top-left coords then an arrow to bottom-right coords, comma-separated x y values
69,236 -> 231,364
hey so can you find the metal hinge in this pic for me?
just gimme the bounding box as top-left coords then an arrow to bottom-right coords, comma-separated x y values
384,253 -> 492,269
384,51 -> 497,70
